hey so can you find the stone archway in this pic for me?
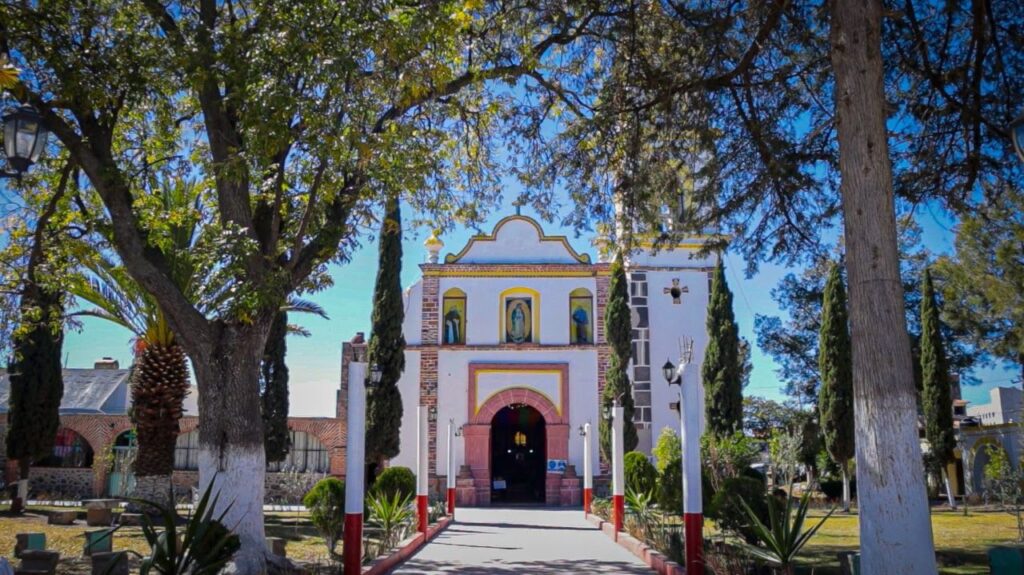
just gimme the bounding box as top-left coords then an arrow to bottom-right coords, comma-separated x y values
462,387 -> 569,506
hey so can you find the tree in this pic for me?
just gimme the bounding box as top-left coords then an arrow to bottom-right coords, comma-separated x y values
743,397 -> 794,441
261,311 -> 290,464
652,427 -> 681,474
365,195 -> 406,479
921,268 -> 957,509
4,161 -> 74,513
2,2 -> 600,567
935,185 -> 1024,381
703,259 -> 742,438
830,1 -> 937,569
600,252 -> 638,461
818,263 -> 854,512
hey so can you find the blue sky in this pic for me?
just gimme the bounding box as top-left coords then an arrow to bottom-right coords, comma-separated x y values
61,195 -> 1019,417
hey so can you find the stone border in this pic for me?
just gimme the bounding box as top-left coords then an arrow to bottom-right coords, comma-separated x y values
363,517 -> 453,575
585,514 -> 685,575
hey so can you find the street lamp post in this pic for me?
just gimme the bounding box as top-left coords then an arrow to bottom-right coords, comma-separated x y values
447,419 -> 456,517
662,336 -> 702,574
417,405 -> 429,534
609,397 -> 625,541
2,105 -> 49,178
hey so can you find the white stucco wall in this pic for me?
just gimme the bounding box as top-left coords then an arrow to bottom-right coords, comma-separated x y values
402,281 -> 424,346
438,277 -> 598,346
453,217 -> 588,264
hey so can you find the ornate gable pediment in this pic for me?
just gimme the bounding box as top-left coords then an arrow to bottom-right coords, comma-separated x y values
445,215 -> 591,265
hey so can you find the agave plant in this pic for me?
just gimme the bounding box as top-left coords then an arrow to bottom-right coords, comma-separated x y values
625,488 -> 660,542
366,491 -> 415,554
736,486 -> 834,575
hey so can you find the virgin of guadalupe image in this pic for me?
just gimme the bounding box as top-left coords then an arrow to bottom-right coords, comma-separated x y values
444,307 -> 462,344
508,301 -> 529,343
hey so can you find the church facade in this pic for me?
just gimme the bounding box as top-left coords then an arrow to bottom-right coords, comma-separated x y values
339,214 -> 716,506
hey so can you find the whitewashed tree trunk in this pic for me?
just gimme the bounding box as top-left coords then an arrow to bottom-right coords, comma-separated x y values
830,0 -> 938,572
942,468 -> 957,510
841,464 -> 851,513
192,322 -> 273,573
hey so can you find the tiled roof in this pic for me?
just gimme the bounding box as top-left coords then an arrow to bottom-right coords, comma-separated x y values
0,367 -> 131,415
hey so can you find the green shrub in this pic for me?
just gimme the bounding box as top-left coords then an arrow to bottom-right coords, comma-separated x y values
657,454 -> 683,514
591,497 -> 612,520
653,427 -> 681,473
819,478 -> 856,501
372,466 -> 416,500
303,477 -> 346,557
708,476 -> 769,544
625,451 -> 658,497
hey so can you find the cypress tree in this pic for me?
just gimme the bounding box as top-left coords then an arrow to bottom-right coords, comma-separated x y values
600,252 -> 638,461
818,263 -> 855,512
702,259 -> 742,437
365,195 -> 406,478
921,267 -> 957,509
261,311 -> 291,463
6,286 -> 64,512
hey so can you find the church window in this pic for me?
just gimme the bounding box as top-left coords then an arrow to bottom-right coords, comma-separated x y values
499,287 -> 540,344
174,430 -> 200,470
442,288 -> 467,345
267,431 -> 329,473
569,288 -> 594,344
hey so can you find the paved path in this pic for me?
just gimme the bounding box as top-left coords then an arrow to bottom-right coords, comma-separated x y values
393,507 -> 653,574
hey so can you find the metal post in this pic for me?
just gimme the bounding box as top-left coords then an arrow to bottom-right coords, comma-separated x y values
343,363 -> 367,575
417,405 -> 429,534
583,422 -> 593,516
680,365 -> 703,573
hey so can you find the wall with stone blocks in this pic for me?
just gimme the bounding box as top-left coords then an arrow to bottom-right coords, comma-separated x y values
27,468 -> 94,499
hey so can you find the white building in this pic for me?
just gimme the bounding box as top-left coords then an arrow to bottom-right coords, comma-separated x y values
340,214 -> 715,506
965,386 -> 1022,426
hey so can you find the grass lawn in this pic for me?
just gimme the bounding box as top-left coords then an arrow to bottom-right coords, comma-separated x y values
788,507 -> 1020,574
0,507 -> 334,568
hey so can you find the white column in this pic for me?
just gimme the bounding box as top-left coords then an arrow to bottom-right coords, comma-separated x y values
417,405 -> 429,533
446,419 -> 455,515
612,405 -> 625,538
681,369 -> 702,515
343,363 -> 366,575
583,422 -> 593,515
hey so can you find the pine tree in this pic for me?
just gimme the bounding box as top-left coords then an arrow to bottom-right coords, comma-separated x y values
600,252 -> 638,461
261,311 -> 291,463
818,263 -> 855,512
921,267 -> 957,509
6,286 -> 64,512
702,259 -> 742,437
365,195 -> 406,478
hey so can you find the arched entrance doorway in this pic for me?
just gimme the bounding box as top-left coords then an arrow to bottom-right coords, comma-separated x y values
490,405 -> 546,503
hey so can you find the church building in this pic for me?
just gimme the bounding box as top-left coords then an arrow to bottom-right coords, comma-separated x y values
339,214 -> 716,506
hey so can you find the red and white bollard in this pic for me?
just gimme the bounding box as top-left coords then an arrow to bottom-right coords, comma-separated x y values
446,419 -> 456,516
681,366 -> 704,572
417,405 -> 429,534
611,404 -> 625,541
342,363 -> 366,575
582,422 -> 593,517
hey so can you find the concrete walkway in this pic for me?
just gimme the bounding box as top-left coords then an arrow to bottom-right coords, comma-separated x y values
392,507 -> 653,574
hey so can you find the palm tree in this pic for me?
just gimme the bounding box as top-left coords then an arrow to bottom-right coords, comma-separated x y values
70,179 -> 326,504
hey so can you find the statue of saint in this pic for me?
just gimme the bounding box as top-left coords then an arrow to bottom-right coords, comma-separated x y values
572,306 -> 590,343
444,307 -> 462,344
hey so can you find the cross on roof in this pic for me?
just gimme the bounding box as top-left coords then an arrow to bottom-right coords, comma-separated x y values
663,278 -> 689,304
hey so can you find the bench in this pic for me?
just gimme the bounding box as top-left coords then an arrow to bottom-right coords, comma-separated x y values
83,530 -> 113,556
86,507 -> 114,527
90,551 -> 129,575
14,533 -> 46,558
118,513 -> 144,526
266,537 -> 287,557
47,510 -> 77,526
15,550 -> 59,575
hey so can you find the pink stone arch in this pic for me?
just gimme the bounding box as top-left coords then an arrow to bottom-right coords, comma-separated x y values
462,364 -> 571,505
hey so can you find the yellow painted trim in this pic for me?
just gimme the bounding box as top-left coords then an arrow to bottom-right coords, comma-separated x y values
473,368 -> 564,416
498,287 -> 541,344
568,288 -> 595,343
442,287 -> 467,297
444,215 -> 593,264
423,269 -> 609,278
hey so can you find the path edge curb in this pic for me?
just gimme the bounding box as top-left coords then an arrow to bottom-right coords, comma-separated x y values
363,516 -> 453,575
585,514 -> 686,575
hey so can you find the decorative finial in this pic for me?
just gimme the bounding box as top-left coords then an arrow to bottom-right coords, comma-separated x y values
424,230 -> 444,264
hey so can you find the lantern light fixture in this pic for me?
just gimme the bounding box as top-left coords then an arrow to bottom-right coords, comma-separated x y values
367,363 -> 383,388
2,105 -> 49,178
